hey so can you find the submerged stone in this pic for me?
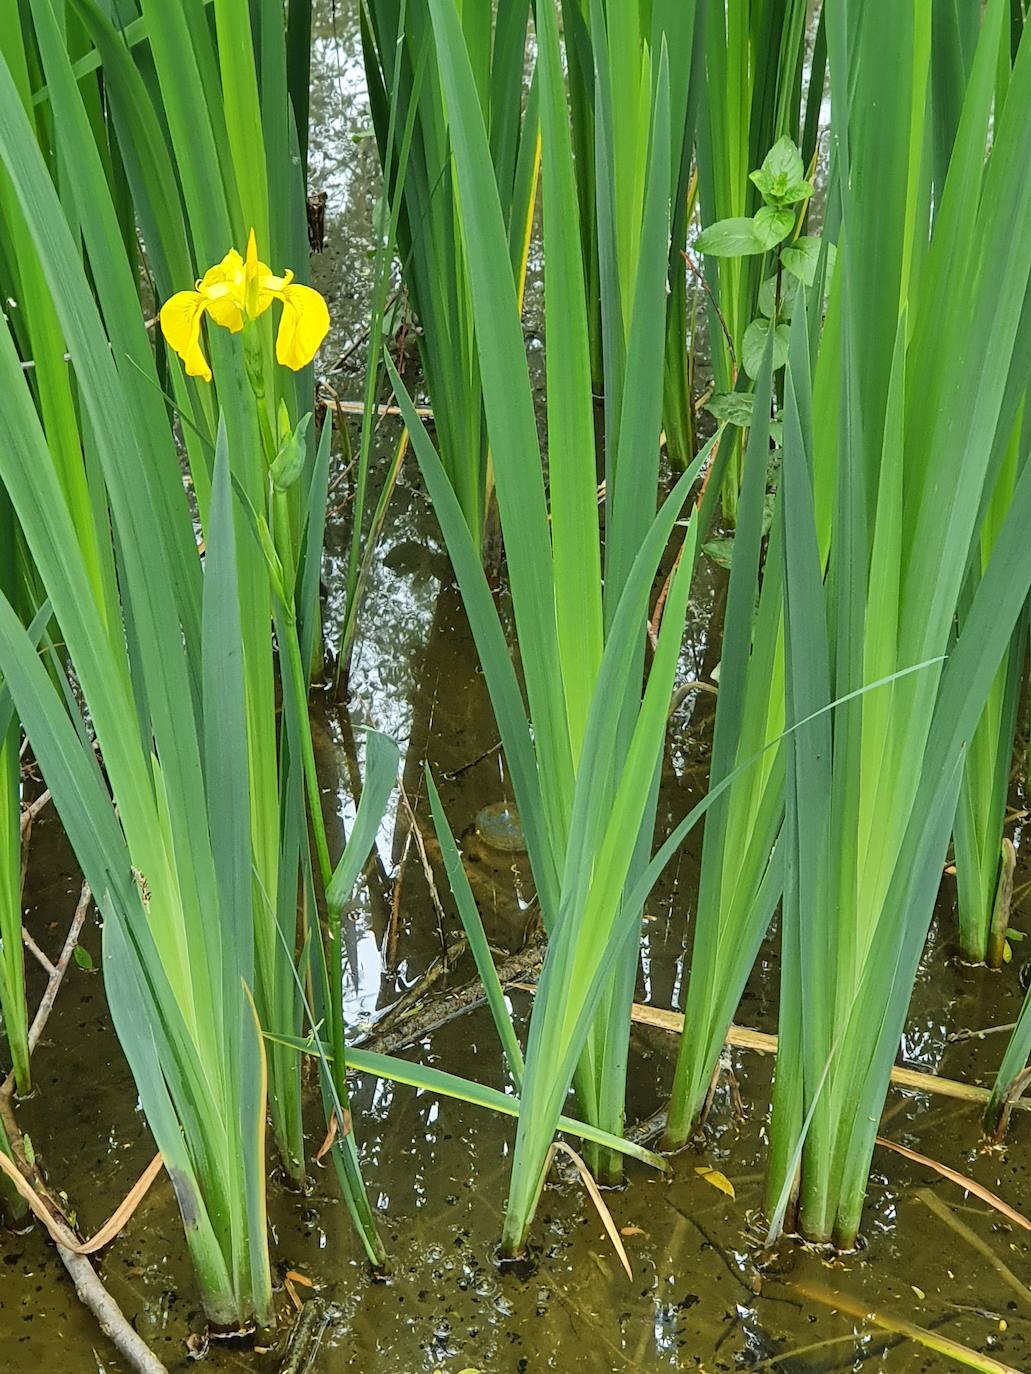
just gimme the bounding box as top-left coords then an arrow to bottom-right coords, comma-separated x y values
474,803 -> 526,853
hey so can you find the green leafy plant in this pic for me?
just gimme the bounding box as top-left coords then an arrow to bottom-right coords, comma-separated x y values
383,0 -> 717,1257
694,0 -> 820,521
696,134 -> 819,384
663,357 -> 787,1150
560,0 -> 705,468
0,497 -> 29,1105
988,976 -> 1031,1136
67,0 -> 323,1188
360,0 -> 538,564
766,0 -> 1031,1248
0,0 -> 369,1324
953,409 -> 1029,966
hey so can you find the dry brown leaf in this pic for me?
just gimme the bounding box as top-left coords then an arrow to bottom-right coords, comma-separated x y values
553,1141 -> 633,1279
315,1107 -> 351,1163
315,1114 -> 337,1164
0,1148 -> 164,1255
694,1165 -> 736,1199
283,1274 -> 303,1313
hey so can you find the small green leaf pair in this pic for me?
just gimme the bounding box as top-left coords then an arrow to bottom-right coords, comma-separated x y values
748,133 -> 813,208
695,136 -> 811,257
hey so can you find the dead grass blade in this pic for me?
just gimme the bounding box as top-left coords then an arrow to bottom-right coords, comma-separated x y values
793,1279 -> 1024,1374
0,1148 -> 163,1254
876,1136 -> 1031,1232
916,1189 -> 1031,1308
553,1140 -> 633,1279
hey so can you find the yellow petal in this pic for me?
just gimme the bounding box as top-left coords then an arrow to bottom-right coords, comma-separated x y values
243,228 -> 275,320
203,281 -> 245,333
200,249 -> 243,290
252,267 -> 290,321
159,289 -> 212,382
262,268 -> 294,292
275,282 -> 329,370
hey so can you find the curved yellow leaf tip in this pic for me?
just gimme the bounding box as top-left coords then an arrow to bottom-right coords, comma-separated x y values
159,230 -> 329,380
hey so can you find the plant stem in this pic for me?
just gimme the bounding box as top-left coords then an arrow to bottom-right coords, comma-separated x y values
275,575 -> 386,1268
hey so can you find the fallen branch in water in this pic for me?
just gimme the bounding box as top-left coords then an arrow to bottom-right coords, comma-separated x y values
366,937 -> 468,1043
0,880 -> 168,1374
949,1021 -> 1017,1043
0,1080 -> 167,1374
0,1142 -> 164,1256
356,940 -> 545,1057
618,999 -> 1031,1115
397,776 -> 451,961
27,881 -> 91,1054
278,1297 -> 333,1373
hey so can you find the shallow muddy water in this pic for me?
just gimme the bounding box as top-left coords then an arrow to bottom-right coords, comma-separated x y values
2,3 -> 1030,1371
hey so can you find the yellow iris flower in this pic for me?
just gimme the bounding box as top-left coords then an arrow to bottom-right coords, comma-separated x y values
159,229 -> 329,382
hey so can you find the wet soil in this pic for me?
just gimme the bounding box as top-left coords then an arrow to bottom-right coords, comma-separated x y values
1,3 -> 1030,1371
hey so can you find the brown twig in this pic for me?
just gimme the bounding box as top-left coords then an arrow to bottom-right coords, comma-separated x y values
22,928 -> 57,977
441,740 -> 503,780
60,1257 -> 168,1374
4,882 -> 93,1091
949,1022 -> 1017,1043
0,1116 -> 168,1374
683,249 -> 737,373
397,778 -> 450,961
990,1065 -> 1031,1145
621,1000 -> 1031,1115
647,553 -> 681,652
19,786 -> 52,834
366,937 -> 468,1042
318,389 -> 432,422
27,881 -> 92,1056
386,826 -> 413,971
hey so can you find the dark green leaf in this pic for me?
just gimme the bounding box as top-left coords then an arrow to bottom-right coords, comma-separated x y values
758,273 -> 799,321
